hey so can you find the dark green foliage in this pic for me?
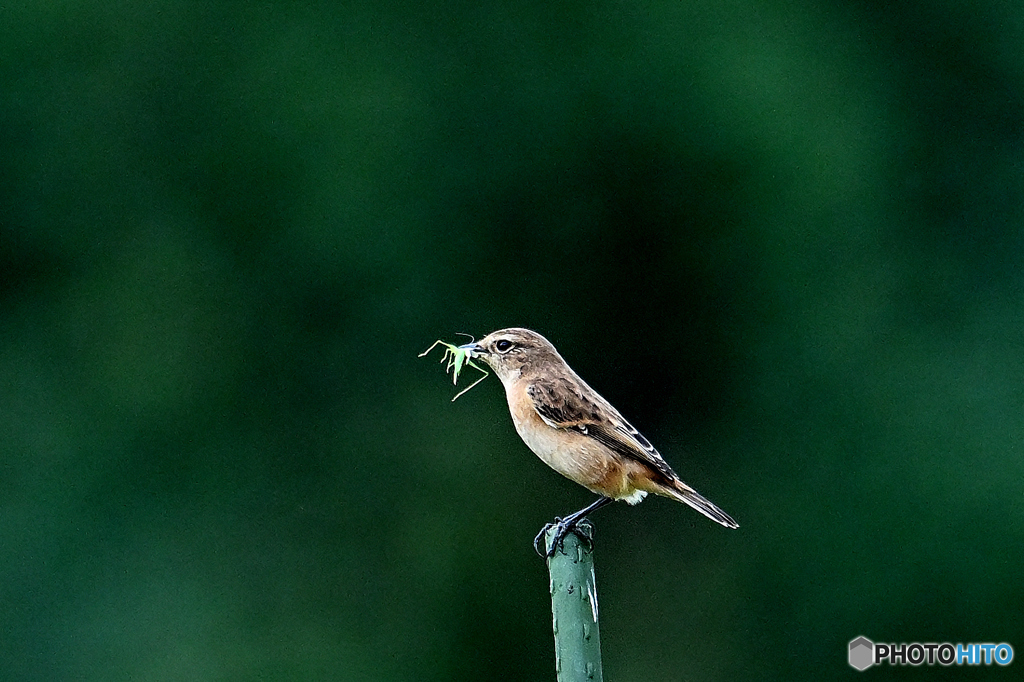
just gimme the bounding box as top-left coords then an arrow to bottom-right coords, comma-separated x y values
2,1 -> 1022,679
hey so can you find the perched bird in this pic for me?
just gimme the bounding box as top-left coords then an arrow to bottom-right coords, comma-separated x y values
459,328 -> 738,556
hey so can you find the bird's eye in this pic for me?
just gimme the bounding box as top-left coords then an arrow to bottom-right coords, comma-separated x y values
495,339 -> 514,352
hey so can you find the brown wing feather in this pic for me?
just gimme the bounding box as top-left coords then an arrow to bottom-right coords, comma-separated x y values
527,377 -> 602,429
527,378 -> 679,484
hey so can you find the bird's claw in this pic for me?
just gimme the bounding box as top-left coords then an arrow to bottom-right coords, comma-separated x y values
533,517 -> 594,558
533,519 -> 560,557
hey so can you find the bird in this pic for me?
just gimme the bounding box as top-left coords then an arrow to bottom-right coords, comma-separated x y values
458,328 -> 738,557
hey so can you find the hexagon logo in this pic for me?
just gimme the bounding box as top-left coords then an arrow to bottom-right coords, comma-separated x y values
849,636 -> 874,671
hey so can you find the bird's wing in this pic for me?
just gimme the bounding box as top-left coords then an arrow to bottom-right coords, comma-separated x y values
527,378 -> 678,484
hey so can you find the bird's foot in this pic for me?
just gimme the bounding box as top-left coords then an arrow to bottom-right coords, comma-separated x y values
533,517 -> 594,558
533,520 -> 560,557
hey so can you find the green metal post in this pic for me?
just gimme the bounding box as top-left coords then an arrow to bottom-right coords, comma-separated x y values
544,520 -> 604,682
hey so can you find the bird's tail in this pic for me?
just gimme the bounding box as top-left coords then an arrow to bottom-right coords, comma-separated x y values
660,480 -> 738,529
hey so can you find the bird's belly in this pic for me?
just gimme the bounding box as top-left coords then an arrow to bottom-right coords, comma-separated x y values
515,419 -> 591,479
511,408 -> 640,501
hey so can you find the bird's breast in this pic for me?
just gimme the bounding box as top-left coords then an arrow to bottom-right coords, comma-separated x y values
505,382 -> 635,499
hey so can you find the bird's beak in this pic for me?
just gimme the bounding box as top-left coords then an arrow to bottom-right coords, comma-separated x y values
458,342 -> 483,358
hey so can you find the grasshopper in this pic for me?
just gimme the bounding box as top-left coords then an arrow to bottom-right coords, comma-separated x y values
419,339 -> 490,401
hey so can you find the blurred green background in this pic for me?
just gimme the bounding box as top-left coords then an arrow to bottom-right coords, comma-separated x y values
3,1 -> 1022,679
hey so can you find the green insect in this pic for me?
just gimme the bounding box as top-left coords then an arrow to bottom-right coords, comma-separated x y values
419,338 -> 490,401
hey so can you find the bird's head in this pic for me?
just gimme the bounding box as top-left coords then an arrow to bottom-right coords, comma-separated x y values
459,328 -> 563,385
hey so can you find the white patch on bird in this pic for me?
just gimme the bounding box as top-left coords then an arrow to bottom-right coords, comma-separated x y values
537,412 -> 560,429
621,489 -> 648,505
